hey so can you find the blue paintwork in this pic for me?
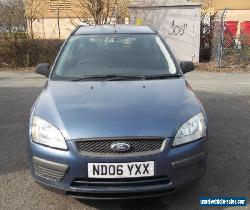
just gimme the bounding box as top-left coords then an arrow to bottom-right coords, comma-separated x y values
34,79 -> 204,140
28,25 -> 208,198
75,24 -> 156,35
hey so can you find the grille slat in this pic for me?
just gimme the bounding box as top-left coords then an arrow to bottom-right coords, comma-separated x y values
33,164 -> 66,181
75,137 -> 166,157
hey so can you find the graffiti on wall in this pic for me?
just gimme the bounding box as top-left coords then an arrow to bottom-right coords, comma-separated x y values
169,20 -> 188,36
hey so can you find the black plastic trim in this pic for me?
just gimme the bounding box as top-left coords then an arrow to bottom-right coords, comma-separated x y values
172,152 -> 206,169
71,176 -> 170,187
65,188 -> 175,200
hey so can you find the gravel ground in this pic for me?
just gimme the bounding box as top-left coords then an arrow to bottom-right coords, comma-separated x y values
195,62 -> 250,73
0,70 -> 249,210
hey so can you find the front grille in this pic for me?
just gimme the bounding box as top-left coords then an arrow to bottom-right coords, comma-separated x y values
71,176 -> 171,188
75,137 -> 166,157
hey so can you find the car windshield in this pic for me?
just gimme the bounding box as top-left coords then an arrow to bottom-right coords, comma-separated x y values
51,34 -> 178,80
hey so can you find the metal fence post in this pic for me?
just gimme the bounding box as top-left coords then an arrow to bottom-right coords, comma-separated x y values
218,8 -> 227,68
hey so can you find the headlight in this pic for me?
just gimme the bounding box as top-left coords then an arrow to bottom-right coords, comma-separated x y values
173,112 -> 206,147
31,116 -> 68,150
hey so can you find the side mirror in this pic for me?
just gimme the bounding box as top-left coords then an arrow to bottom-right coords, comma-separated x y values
180,61 -> 195,74
35,63 -> 50,77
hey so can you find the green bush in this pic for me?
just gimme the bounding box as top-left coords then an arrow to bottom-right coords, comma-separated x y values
1,32 -> 27,39
0,39 -> 64,67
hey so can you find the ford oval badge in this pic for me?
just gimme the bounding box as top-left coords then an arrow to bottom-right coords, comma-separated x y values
111,142 -> 131,152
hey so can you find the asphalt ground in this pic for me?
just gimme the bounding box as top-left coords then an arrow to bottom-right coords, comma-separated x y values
0,70 -> 249,210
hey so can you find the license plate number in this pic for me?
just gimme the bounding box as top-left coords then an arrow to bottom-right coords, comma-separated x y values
88,161 -> 155,178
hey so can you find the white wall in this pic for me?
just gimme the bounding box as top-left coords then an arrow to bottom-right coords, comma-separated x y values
130,5 -> 201,62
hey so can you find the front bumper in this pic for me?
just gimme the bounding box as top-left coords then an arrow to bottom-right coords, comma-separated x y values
27,137 -> 207,199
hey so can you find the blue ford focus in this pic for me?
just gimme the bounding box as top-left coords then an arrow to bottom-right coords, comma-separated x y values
28,25 -> 208,199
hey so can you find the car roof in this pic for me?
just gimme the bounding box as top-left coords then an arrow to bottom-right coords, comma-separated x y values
74,24 -> 157,35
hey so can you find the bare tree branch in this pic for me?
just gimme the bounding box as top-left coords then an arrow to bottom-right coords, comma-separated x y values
0,0 -> 26,40
72,0 -> 130,25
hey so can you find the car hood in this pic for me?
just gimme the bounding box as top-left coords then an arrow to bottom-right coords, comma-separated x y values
34,78 -> 202,140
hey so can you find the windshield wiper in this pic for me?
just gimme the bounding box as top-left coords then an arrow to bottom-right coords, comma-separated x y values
72,74 -> 181,82
143,74 -> 182,80
72,74 -> 145,81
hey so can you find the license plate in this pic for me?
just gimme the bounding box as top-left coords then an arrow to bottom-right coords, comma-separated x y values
88,161 -> 155,178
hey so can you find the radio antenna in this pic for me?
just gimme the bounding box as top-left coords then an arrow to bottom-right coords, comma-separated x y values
113,0 -> 118,32
113,8 -> 116,31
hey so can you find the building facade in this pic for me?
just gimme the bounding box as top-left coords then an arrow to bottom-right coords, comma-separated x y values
26,0 -> 129,39
202,0 -> 250,10
201,0 -> 250,35
26,0 -> 80,39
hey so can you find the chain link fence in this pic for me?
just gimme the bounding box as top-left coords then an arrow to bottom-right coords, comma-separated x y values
212,9 -> 250,68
